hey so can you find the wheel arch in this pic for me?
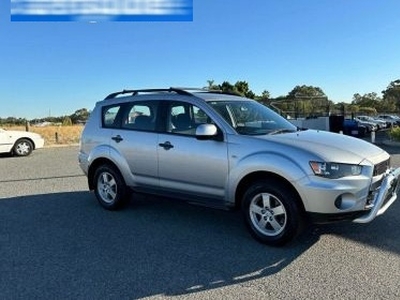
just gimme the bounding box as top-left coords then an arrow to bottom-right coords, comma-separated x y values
234,171 -> 305,213
14,137 -> 35,149
12,137 -> 35,156
88,158 -> 121,190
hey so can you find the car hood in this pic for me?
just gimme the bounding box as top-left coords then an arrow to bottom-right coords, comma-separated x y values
257,129 -> 389,165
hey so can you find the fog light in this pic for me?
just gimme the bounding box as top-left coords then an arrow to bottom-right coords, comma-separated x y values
334,194 -> 357,210
335,196 -> 342,209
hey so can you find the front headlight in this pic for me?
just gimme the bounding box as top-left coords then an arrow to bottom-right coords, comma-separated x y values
309,161 -> 362,179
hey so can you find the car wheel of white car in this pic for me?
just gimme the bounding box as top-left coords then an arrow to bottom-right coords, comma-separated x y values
13,139 -> 33,156
93,164 -> 128,210
242,180 -> 303,246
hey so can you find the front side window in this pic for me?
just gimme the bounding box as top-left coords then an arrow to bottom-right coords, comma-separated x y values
167,102 -> 210,136
208,100 -> 297,135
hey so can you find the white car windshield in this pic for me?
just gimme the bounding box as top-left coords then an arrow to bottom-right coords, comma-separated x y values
208,100 -> 298,135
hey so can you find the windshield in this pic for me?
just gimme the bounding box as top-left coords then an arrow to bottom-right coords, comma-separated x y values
208,100 -> 298,135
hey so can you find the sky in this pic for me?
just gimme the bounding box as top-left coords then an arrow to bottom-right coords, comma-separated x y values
1,0 -> 400,119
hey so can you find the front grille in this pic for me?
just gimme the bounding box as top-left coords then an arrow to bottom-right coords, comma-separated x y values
367,159 -> 393,208
373,159 -> 390,176
366,178 -> 382,207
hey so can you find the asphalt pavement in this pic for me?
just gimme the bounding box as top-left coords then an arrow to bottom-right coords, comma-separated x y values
0,145 -> 400,300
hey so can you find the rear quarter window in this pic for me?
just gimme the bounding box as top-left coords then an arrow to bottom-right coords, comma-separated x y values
102,105 -> 122,128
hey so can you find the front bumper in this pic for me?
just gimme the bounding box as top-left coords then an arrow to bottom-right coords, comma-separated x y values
35,137 -> 45,149
353,167 -> 400,223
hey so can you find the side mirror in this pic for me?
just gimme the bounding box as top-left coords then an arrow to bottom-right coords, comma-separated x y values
195,124 -> 219,140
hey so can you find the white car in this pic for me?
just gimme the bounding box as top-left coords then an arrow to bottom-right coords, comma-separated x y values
377,115 -> 400,127
354,117 -> 377,132
357,116 -> 387,130
0,128 -> 44,156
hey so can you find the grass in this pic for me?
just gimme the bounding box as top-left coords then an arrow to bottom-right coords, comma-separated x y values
4,124 -> 84,146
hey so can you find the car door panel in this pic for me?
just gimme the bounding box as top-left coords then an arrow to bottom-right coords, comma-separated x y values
158,133 -> 228,200
104,101 -> 160,189
111,130 -> 159,187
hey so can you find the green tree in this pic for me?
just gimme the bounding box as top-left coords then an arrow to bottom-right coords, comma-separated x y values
359,107 -> 377,115
382,79 -> 400,112
206,80 -> 219,90
1,117 -> 27,126
351,92 -> 381,110
70,108 -> 90,124
206,80 -> 260,98
219,81 -> 235,94
287,85 -> 326,99
205,80 -> 266,100
286,85 -> 328,117
255,90 -> 271,105
62,116 -> 73,126
261,90 -> 270,99
378,98 -> 397,113
348,104 -> 360,115
234,81 -> 255,99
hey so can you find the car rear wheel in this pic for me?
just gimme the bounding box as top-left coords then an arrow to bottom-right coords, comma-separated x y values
93,164 -> 128,210
242,180 -> 303,246
13,139 -> 33,156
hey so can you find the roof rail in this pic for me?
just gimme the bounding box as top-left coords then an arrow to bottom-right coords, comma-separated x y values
171,87 -> 233,94
104,87 -> 195,100
205,89 -> 240,96
179,87 -> 240,96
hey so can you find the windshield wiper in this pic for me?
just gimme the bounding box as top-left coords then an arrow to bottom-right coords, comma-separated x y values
268,129 -> 297,135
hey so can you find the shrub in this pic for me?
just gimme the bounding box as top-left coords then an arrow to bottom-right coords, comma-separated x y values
388,127 -> 400,142
62,116 -> 73,126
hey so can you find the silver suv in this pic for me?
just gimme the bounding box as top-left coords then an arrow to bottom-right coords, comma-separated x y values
79,88 -> 400,246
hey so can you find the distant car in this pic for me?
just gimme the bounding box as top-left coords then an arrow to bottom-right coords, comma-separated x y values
377,115 -> 400,127
0,128 -> 44,156
371,117 -> 388,129
354,117 -> 377,132
357,116 -> 387,130
343,119 -> 366,137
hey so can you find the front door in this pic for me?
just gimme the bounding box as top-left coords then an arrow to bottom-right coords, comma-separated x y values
158,101 -> 229,201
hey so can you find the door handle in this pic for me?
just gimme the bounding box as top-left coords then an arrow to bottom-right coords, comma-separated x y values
159,141 -> 174,150
111,135 -> 123,143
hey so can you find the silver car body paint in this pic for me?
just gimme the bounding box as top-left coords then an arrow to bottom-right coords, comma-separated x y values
79,90 -> 400,223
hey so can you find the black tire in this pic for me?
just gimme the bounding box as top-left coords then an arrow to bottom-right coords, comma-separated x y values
93,164 -> 129,210
242,180 -> 303,246
13,139 -> 33,156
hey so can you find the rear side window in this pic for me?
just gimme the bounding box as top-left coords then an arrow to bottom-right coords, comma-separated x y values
121,102 -> 158,131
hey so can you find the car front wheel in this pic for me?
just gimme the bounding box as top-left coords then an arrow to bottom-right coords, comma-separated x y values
13,139 -> 33,156
242,180 -> 303,246
93,164 -> 128,210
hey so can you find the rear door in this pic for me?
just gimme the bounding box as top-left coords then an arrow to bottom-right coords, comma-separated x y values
104,101 -> 160,188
